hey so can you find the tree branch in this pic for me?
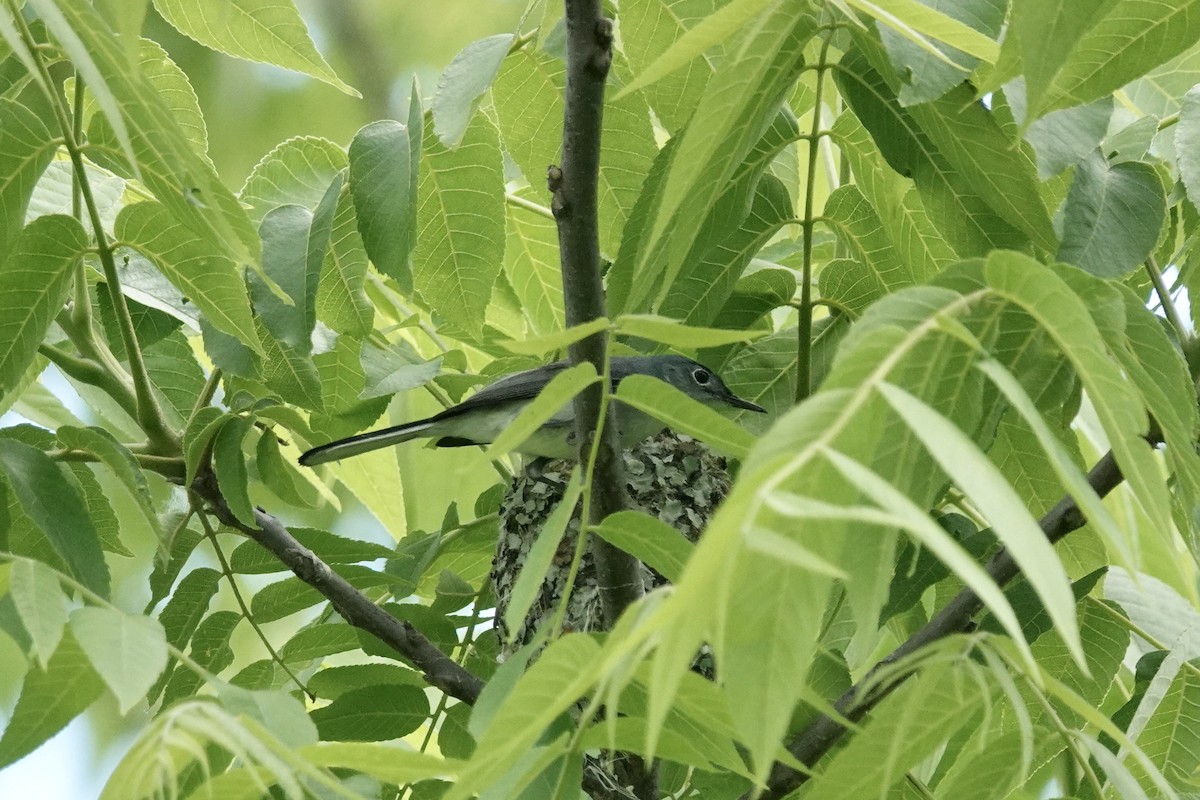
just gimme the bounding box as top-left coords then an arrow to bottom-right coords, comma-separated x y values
552,2 -> 642,623
194,475 -> 485,705
761,446 -> 1132,798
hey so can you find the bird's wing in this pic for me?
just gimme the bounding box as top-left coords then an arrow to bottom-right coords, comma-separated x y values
434,360 -> 576,419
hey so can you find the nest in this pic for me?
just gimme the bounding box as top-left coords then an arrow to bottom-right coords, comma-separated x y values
490,432 -> 732,657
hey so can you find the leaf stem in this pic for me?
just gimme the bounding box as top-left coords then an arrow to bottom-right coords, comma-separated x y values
1144,255 -> 1189,339
13,9 -> 178,453
506,192 -> 555,220
797,33 -> 834,403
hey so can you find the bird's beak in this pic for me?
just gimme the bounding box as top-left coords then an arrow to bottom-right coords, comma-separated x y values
726,393 -> 766,413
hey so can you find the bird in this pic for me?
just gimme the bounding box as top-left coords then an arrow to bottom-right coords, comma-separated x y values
298,354 -> 765,466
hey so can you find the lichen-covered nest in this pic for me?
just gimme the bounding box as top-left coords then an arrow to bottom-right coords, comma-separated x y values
490,432 -> 732,657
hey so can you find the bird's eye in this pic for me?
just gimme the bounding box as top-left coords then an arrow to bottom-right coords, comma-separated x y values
692,368 -> 711,385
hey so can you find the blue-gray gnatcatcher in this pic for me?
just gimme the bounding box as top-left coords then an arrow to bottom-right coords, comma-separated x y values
298,355 -> 764,466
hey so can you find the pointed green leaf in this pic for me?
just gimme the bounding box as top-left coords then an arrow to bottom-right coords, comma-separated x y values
433,34 -> 514,147
115,202 -> 261,352
213,415 -> 255,527
631,5 -> 815,311
878,382 -> 1082,662
593,511 -> 694,583
0,629 -> 103,769
153,0 -> 358,95
310,683 -> 429,741
413,112 -> 505,338
317,172 -> 373,336
0,97 -> 56,258
240,135 -> 347,224
615,315 -> 765,348
615,373 -> 756,459
69,606 -> 167,713
10,558 -> 69,669
36,0 -> 259,266
1057,151 -> 1165,278
1039,0 -> 1200,115
349,118 -> 420,289
619,0 -> 720,131
56,425 -> 160,535
0,215 -> 87,395
0,439 -> 109,598
252,204 -> 317,352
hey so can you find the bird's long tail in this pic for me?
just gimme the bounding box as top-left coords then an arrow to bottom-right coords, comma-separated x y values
298,419 -> 437,466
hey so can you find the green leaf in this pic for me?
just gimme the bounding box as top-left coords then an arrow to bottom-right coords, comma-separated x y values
485,364 -> 597,458
498,317 -> 611,356
310,684 -> 430,741
142,329 -> 206,424
433,34 -> 514,147
182,406 -> 230,488
593,511 -> 694,583
213,415 -> 255,527
504,191 -> 564,336
836,49 -> 1027,257
0,215 -> 87,395
133,38 -> 208,157
1007,0 -> 1119,123
250,565 -> 392,623
413,111 -> 505,338
616,0 -> 771,99
855,0 -> 1001,62
162,610 -> 240,704
616,315 -> 766,349
1039,0 -> 1200,115
0,97 -> 56,258
280,624 -> 362,663
253,204 -> 318,352
804,662 -> 980,799
299,742 -> 456,785
255,429 -> 320,508
615,374 -> 757,459
349,116 -> 420,289
10,558 -> 68,669
239,135 -> 347,224
450,635 -> 600,800
830,109 -> 954,280
905,83 -> 1056,252
629,5 -> 814,311
317,173 -> 373,336
0,628 -> 104,769
359,341 -> 442,400
153,0 -> 358,96
37,0 -> 259,265
150,566 -> 220,702
255,318 -> 323,410
658,173 -> 794,326
619,0 -> 720,131
876,0 -> 1004,106
878,382 -> 1082,663
69,606 -> 167,713
503,470 -> 582,641
307,662 -> 424,700
0,440 -> 110,598
1178,86 -> 1200,214
1018,94 -> 1113,178
229,526 -> 392,573
115,202 -> 261,352
985,253 -> 1171,536
1056,151 -> 1165,278
56,425 -> 160,535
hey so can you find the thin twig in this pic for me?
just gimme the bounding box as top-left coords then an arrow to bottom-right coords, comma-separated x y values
196,509 -> 313,700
